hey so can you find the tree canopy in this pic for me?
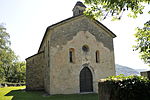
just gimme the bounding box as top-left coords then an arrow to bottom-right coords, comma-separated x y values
83,0 -> 150,20
0,24 -> 10,50
134,21 -> 150,65
0,24 -> 26,83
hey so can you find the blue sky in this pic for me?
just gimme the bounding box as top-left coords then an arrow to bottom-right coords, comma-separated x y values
0,0 -> 150,69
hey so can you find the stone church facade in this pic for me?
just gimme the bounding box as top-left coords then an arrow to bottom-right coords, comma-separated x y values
26,1 -> 116,94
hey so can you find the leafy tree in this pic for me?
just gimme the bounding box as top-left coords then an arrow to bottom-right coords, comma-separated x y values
0,24 -> 10,50
7,61 -> 26,83
134,21 -> 150,65
0,24 -> 26,83
0,24 -> 13,82
0,49 -> 18,82
82,0 -> 150,65
83,0 -> 150,20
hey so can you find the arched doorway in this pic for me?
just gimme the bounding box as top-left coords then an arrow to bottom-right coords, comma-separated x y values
80,67 -> 93,92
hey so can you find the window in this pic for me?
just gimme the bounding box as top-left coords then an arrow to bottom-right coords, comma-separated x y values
69,48 -> 75,63
82,45 -> 89,52
96,50 -> 100,63
69,51 -> 73,62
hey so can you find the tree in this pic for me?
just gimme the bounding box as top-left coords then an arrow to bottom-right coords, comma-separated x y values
83,0 -> 150,20
82,0 -> 150,65
0,49 -> 18,82
7,61 -> 26,83
0,24 -> 13,82
0,24 -> 10,50
0,24 -> 26,83
134,21 -> 150,65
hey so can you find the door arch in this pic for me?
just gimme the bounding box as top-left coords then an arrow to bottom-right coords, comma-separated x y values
80,67 -> 93,92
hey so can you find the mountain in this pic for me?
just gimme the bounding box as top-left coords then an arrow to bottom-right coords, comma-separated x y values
115,64 -> 140,76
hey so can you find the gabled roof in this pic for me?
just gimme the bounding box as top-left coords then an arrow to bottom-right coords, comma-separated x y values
38,15 -> 116,52
74,1 -> 86,8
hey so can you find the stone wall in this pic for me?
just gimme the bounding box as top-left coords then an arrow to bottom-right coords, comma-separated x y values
27,16 -> 116,94
141,71 -> 150,79
48,16 -> 116,94
98,80 -> 118,100
26,52 -> 45,90
50,16 -> 115,51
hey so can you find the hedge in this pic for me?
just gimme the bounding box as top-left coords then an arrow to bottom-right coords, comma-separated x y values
98,75 -> 150,100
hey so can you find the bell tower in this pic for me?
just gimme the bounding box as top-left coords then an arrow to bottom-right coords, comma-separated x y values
72,1 -> 86,16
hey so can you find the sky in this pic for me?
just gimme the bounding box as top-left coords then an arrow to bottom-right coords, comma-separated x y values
0,0 -> 150,69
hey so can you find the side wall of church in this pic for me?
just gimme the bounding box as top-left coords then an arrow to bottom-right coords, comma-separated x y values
48,17 -> 116,94
39,30 -> 52,94
26,52 -> 45,90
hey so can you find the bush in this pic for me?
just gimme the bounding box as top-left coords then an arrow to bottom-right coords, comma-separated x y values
100,75 -> 150,100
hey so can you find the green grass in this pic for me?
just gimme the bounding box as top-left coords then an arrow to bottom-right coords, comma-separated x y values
0,86 -> 98,100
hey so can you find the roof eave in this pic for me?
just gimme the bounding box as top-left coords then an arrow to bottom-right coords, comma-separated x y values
94,20 -> 117,38
37,15 -> 116,52
37,15 -> 84,52
26,51 -> 44,60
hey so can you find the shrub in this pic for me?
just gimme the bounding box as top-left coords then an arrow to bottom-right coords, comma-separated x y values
99,75 -> 150,100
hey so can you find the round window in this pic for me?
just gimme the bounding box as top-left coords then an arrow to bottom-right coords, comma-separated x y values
82,45 -> 89,52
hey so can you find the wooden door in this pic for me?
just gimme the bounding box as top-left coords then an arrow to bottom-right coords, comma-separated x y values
80,67 -> 93,92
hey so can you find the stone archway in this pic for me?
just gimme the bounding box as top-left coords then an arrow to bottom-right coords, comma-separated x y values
80,67 -> 93,92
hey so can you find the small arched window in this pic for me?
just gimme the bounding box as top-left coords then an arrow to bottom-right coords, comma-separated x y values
96,50 -> 100,63
69,48 -> 75,63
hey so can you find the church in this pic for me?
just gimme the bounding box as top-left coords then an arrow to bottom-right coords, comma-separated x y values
26,1 -> 116,94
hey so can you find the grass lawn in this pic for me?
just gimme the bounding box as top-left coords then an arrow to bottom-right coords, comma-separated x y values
0,86 -> 98,100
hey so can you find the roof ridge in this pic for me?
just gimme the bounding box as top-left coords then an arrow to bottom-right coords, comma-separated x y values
75,1 -> 86,8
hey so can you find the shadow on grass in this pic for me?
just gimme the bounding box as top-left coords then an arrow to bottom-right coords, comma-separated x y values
6,89 -> 98,100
